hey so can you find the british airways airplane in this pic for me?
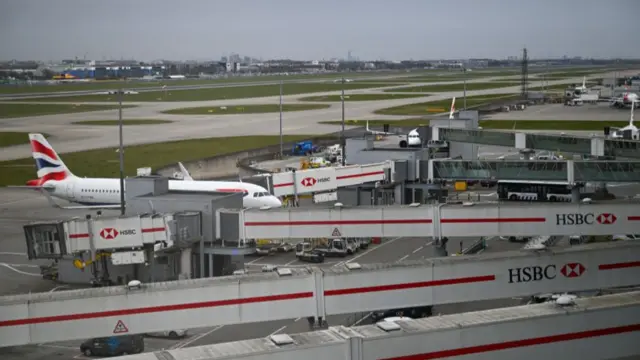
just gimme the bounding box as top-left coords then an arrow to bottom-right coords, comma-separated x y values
23,133 -> 282,209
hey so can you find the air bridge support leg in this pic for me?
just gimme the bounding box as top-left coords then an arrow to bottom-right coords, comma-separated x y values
571,187 -> 581,203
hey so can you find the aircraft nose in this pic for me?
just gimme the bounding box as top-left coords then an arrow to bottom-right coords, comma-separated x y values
270,196 -> 282,207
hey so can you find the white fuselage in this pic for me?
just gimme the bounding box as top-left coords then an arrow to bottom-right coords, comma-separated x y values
407,130 -> 421,146
46,177 -> 282,209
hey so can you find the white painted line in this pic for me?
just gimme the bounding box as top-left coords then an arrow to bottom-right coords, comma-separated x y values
352,312 -> 372,326
412,246 -> 423,254
0,263 -> 41,276
245,256 -> 265,265
38,344 -> 78,350
269,325 -> 288,336
4,263 -> 39,268
294,317 -> 301,322
284,259 -> 299,266
334,236 -> 403,267
0,252 -> 27,256
398,255 -> 409,262
50,285 -> 69,292
172,325 -> 224,349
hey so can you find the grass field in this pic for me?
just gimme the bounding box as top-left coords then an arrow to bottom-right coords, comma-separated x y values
318,118 -> 627,131
374,94 -> 519,115
385,82 -> 518,93
0,135 -> 327,187
541,71 -> 606,79
0,103 -> 135,118
297,93 -> 429,101
162,104 -> 329,115
19,82 -> 400,102
0,132 -> 42,148
0,72 -> 429,95
71,119 -> 173,126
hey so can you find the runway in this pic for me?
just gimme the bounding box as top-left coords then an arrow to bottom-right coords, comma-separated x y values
0,73 -> 608,162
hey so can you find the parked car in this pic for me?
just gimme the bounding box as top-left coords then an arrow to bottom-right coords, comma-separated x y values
146,329 -> 187,339
80,335 -> 144,357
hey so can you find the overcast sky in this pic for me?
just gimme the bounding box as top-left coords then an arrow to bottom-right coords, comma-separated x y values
1,0 -> 638,61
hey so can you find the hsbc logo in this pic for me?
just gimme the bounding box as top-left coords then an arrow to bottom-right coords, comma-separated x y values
100,228 -> 119,239
99,228 -> 136,239
560,263 -> 585,278
301,177 -> 331,187
555,213 -> 616,226
596,213 -> 616,224
508,262 -> 586,283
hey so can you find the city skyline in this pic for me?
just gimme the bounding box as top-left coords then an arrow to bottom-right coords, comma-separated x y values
1,0 -> 639,61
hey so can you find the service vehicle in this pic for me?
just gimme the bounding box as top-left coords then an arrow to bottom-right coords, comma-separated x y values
80,335 -> 144,357
371,306 -> 433,322
146,329 -> 187,339
295,241 -> 325,263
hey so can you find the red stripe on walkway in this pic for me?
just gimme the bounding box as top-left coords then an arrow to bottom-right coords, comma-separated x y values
441,217 -> 546,223
336,170 -> 385,180
244,219 -> 432,226
382,323 -> 640,360
628,216 -> 640,221
324,275 -> 495,296
0,292 -> 313,327
141,227 -> 165,233
69,233 -> 89,239
599,261 -> 640,270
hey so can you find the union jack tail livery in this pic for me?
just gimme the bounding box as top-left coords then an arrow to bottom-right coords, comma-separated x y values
27,133 -> 75,186
448,97 -> 456,119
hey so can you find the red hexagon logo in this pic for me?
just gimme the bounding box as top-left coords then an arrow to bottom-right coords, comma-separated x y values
100,228 -> 119,240
561,263 -> 585,278
596,213 -> 617,225
301,177 -> 317,187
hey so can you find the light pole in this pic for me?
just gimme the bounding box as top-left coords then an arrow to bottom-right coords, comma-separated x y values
118,87 -> 125,215
340,77 -> 346,166
462,67 -> 467,110
279,80 -> 283,157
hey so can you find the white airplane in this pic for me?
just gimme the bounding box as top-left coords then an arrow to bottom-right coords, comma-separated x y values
366,97 -> 457,143
20,134 -> 282,210
610,91 -> 640,108
399,97 -> 457,148
610,101 -> 639,140
333,78 -> 353,83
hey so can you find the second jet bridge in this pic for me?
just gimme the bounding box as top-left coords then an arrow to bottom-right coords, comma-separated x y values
233,201 -> 640,240
1,242 -> 638,347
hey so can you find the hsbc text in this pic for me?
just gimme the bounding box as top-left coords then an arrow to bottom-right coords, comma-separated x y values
508,265 -> 556,283
556,213 -> 594,225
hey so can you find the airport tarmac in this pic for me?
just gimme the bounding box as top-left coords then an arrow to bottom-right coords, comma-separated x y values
486,101 -> 631,122
0,75 -> 598,162
0,186 -> 525,360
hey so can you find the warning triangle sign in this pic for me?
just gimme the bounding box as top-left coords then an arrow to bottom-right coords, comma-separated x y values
113,320 -> 129,334
332,228 -> 342,237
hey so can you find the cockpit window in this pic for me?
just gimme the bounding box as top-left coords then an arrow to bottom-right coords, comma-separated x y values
252,192 -> 269,198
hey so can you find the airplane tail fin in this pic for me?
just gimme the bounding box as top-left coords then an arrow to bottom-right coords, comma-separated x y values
582,76 -> 586,89
449,97 -> 456,119
366,120 -> 371,132
177,162 -> 194,181
631,101 -> 635,126
27,133 -> 75,186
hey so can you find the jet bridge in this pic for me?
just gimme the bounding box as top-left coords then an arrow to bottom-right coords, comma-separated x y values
427,159 -> 640,183
436,127 -> 640,159
0,242 -> 638,346
268,161 -> 389,197
238,201 -> 640,239
109,292 -> 640,360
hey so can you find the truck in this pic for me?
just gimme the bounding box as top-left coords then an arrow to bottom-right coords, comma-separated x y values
292,141 -> 321,156
297,238 -> 349,258
295,241 -> 326,263
255,239 -> 278,256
